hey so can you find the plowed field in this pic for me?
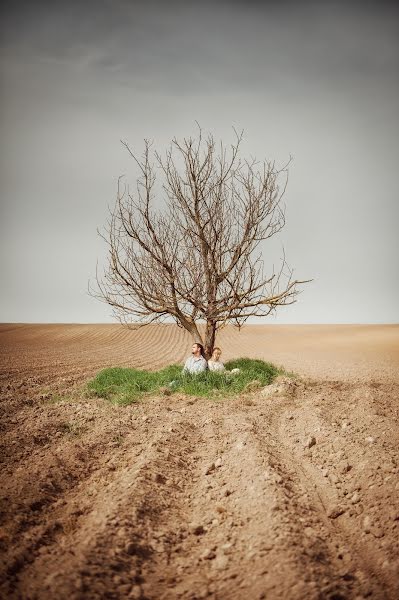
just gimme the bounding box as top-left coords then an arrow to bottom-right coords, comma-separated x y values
1,324 -> 398,599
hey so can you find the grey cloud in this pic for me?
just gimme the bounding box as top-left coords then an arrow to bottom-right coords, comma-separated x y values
0,0 -> 398,322
2,0 -> 398,95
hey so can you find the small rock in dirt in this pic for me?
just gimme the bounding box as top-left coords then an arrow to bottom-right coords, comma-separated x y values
347,481 -> 361,493
340,463 -> 353,474
362,516 -> 372,533
190,523 -> 206,535
125,542 -> 138,555
202,548 -> 216,560
327,506 -> 345,519
261,386 -> 276,397
351,492 -> 361,504
305,436 -> 316,449
215,457 -> 222,468
128,585 -> 142,599
371,525 -> 384,538
243,399 -> 256,406
159,386 -> 171,396
235,440 -> 246,450
213,554 -> 229,570
153,473 -> 166,484
205,462 -> 216,475
141,415 -> 149,422
365,436 -> 375,444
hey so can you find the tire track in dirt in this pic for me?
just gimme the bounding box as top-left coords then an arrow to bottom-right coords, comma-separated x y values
159,400 -> 358,600
260,381 -> 399,599
103,395 -> 360,599
154,406 -> 325,600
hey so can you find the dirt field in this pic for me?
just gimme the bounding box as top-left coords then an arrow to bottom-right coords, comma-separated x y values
0,323 -> 398,600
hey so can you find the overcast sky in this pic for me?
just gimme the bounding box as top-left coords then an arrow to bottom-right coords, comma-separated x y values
1,0 -> 398,323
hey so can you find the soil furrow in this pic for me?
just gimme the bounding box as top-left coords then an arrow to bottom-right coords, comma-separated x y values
1,324 -> 398,599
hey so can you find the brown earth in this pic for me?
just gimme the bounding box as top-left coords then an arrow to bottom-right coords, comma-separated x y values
0,323 -> 398,600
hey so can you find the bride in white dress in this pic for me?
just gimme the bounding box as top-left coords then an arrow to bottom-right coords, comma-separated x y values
208,347 -> 225,372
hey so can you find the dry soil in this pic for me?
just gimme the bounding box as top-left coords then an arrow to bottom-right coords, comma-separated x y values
0,324 -> 398,600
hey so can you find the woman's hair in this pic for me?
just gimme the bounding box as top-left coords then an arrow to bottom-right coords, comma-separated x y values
195,342 -> 206,358
211,347 -> 222,361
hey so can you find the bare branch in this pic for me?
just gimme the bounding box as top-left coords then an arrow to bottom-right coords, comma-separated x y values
91,127 -> 310,356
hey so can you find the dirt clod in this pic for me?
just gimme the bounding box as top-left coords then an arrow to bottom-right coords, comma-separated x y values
305,436 -> 317,449
190,524 -> 206,536
327,506 -> 346,519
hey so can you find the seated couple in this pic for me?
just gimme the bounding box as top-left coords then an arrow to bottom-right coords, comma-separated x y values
183,343 -> 226,375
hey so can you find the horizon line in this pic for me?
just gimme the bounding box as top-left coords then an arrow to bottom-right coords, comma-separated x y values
1,322 -> 398,327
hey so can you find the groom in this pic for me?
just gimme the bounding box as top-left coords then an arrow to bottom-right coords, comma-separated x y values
183,343 -> 208,374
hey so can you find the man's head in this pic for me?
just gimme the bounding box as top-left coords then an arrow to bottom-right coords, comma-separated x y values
191,343 -> 204,357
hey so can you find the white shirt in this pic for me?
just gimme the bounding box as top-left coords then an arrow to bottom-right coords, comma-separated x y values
183,355 -> 208,374
208,360 -> 225,372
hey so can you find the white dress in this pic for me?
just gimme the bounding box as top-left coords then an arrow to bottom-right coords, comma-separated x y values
208,360 -> 225,372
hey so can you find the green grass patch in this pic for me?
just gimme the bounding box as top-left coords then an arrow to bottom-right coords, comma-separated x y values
87,358 -> 281,405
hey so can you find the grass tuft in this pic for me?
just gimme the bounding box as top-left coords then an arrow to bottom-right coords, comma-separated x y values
87,358 -> 282,405
58,421 -> 86,436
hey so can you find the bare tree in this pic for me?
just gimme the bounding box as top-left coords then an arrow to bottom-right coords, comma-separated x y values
92,128 -> 309,358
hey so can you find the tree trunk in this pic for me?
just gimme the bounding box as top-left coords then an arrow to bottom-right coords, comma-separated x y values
204,321 -> 216,360
179,316 -> 203,348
